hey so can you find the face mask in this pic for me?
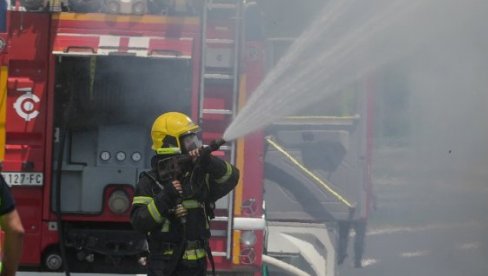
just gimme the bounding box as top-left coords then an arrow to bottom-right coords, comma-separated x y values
180,133 -> 202,153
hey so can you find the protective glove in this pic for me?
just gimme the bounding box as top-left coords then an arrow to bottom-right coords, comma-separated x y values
171,180 -> 184,196
153,181 -> 180,217
174,204 -> 188,218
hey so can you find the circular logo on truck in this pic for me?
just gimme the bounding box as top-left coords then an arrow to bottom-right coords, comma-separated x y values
13,93 -> 40,121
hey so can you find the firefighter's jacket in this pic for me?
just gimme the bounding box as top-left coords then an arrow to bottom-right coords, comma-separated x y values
130,154 -> 239,258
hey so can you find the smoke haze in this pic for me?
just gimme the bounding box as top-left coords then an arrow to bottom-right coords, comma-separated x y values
224,0 -> 488,147
226,1 -> 488,273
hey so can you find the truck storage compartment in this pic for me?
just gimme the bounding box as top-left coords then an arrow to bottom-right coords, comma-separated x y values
52,55 -> 192,213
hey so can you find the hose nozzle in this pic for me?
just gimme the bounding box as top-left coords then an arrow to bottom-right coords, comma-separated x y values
200,138 -> 226,156
209,138 -> 226,151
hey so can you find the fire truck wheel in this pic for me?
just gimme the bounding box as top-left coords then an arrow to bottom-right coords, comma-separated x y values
44,250 -> 63,271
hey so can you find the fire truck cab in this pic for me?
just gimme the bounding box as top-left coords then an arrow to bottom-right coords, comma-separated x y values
263,87 -> 374,275
262,38 -> 374,274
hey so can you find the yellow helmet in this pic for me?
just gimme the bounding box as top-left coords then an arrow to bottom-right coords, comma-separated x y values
151,112 -> 200,155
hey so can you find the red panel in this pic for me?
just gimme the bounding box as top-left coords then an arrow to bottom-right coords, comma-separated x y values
119,36 -> 130,52
52,14 -> 199,38
148,38 -> 193,57
52,35 -> 99,53
202,131 -> 223,143
8,12 -> 50,61
11,187 -> 43,265
42,55 -> 56,223
202,97 -> 227,121
5,12 -> 50,267
5,12 -> 49,173
5,76 -> 47,172
7,77 -> 33,90
52,35 -> 193,57
241,42 -> 266,218
241,132 -> 264,214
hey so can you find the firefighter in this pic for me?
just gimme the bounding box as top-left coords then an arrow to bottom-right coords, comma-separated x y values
130,112 -> 239,276
337,218 -> 367,268
0,174 -> 25,276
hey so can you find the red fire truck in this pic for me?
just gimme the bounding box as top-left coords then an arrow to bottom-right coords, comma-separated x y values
0,0 -> 266,274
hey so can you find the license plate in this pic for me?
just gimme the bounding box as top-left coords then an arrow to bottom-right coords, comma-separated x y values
1,172 -> 43,186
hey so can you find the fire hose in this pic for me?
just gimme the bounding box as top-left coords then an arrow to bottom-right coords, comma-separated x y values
262,254 -> 309,276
